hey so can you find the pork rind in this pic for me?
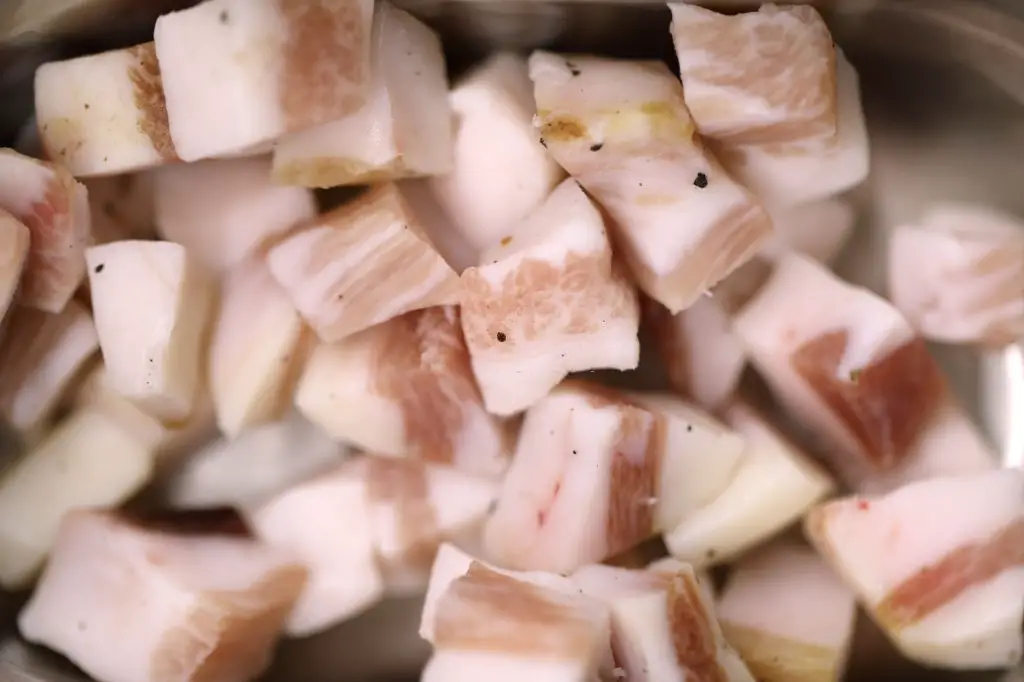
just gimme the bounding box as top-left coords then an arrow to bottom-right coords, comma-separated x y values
273,3 -> 452,187
663,401 -> 834,566
732,253 -> 995,492
0,149 -> 90,312
889,203 -> 1024,348
154,0 -> 374,161
717,541 -> 857,682
295,306 -> 510,478
483,382 -> 745,574
18,510 -> 307,682
267,183 -> 460,343
529,53 -> 772,313
460,178 -> 640,416
805,469 -> 1024,670
35,43 -> 179,176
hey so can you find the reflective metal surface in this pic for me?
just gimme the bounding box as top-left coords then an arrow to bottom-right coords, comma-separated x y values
0,0 -> 1022,681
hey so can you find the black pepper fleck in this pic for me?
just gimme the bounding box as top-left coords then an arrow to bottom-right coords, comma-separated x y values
539,137 -> 547,148
219,10 -> 229,23
693,172 -> 709,189
496,332 -> 507,343
589,143 -> 603,152
566,62 -> 581,77
686,424 -> 693,432
572,450 -> 577,455
93,263 -> 104,274
84,103 -> 90,110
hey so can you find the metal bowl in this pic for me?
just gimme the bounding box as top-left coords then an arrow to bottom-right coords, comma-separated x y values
0,1 -> 1021,681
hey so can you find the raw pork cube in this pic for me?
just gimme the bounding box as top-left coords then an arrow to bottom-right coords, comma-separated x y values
805,469 -> 1024,669
668,3 -> 838,145
484,382 -> 745,573
209,257 -> 308,437
154,157 -> 316,273
0,301 -> 98,431
710,53 -> 869,209
423,562 -> 611,682
663,402 -> 834,566
529,53 -> 772,313
267,183 -> 460,343
732,253 -> 994,491
19,510 -> 306,682
295,306 -> 510,478
426,52 -> 565,258
154,0 -> 374,160
0,149 -> 90,312
572,562 -> 755,682
717,541 -> 857,682
889,203 -> 1024,347
0,410 -> 154,588
273,3 -> 452,187
460,178 -> 639,416
644,296 -> 746,410
35,43 -> 178,176
87,240 -> 214,422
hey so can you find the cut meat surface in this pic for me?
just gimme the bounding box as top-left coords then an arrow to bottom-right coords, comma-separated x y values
483,382 -> 744,573
529,53 -> 772,313
805,469 -> 1024,669
668,3 -> 837,146
460,179 -> 640,416
295,306 -> 510,478
267,183 -> 460,343
18,510 -> 306,682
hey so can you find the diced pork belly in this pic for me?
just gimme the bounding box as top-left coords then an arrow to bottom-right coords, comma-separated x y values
664,402 -> 834,566
889,203 -> 1024,347
709,53 -> 869,209
667,3 -> 837,146
805,469 -> 1024,669
717,541 -> 857,682
153,0 -> 374,161
460,179 -> 640,416
154,157 -> 316,273
643,296 -> 746,410
0,209 -> 30,319
0,301 -> 98,431
0,149 -> 90,312
267,183 -> 460,343
572,562 -> 755,682
731,253 -> 994,491
164,412 -> 345,510
420,542 -> 580,644
210,258 -> 308,437
86,240 -> 214,422
483,382 -> 745,574
248,456 -> 497,635
34,42 -> 178,176
18,510 -> 307,682
761,198 -> 856,265
529,53 -> 772,313
0,410 -> 154,588
84,173 -> 157,244
423,562 -> 611,682
426,52 -> 566,257
294,306 -> 510,478
273,3 -> 452,187
72,362 -> 218,460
